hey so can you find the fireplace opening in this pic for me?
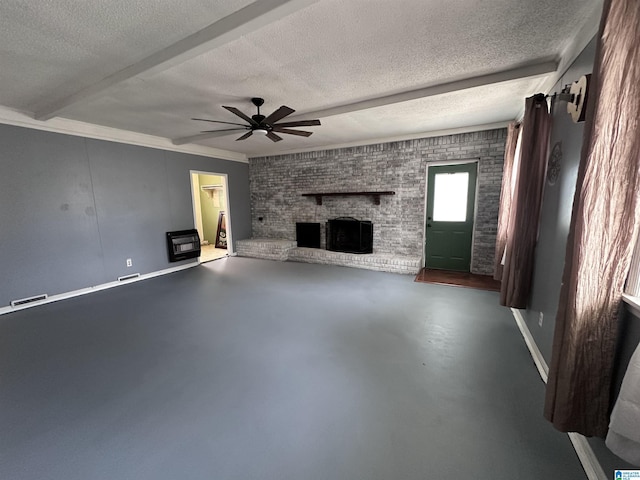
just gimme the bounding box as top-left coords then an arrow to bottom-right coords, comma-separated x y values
326,217 -> 373,254
296,222 -> 321,248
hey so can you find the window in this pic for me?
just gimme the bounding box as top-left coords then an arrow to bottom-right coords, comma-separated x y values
432,172 -> 469,222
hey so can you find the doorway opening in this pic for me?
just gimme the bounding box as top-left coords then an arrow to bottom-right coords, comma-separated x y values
190,171 -> 233,263
424,160 -> 478,272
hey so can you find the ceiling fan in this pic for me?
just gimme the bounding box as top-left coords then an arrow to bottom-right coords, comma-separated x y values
191,97 -> 321,143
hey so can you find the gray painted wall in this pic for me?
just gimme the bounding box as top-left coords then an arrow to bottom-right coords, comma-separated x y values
249,129 -> 506,275
523,37 -> 597,360
523,37 -> 640,471
0,124 -> 250,307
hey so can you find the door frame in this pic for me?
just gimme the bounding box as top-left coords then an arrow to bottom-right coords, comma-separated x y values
190,170 -> 234,256
422,158 -> 480,269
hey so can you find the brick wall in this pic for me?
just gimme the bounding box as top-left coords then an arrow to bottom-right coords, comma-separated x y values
249,128 -> 506,275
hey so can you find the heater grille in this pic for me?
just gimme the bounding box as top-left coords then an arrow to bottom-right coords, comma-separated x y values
167,229 -> 201,262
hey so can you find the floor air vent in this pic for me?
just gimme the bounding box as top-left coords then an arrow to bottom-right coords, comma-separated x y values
11,294 -> 48,307
118,273 -> 140,282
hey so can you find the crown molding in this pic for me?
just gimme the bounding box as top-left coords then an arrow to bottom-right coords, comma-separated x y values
0,106 -> 247,163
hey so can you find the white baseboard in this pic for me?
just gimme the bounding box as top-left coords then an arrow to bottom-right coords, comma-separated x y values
568,433 -> 608,480
510,308 -> 607,480
1,262 -> 199,316
510,308 -> 549,382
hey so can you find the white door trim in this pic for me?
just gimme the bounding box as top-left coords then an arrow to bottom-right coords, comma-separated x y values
190,170 -> 234,255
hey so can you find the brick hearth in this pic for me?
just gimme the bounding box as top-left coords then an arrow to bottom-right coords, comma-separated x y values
236,239 -> 421,275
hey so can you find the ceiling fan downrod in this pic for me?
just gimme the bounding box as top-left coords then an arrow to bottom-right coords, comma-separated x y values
251,97 -> 265,124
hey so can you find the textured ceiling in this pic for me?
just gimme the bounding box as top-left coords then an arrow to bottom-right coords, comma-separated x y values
0,0 -> 603,157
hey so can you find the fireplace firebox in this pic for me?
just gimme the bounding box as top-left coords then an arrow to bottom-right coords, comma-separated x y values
296,222 -> 321,248
326,217 -> 373,254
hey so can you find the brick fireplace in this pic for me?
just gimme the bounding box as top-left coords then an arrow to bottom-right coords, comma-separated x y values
246,128 -> 506,275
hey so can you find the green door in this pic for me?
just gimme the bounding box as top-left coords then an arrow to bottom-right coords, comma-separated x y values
425,163 -> 477,271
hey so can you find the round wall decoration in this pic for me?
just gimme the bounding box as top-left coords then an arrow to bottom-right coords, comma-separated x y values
547,142 -> 562,185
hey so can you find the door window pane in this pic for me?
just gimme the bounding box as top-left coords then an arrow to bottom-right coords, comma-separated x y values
433,172 -> 469,221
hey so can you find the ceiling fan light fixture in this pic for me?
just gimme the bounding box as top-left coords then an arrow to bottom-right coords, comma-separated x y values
254,128 -> 268,135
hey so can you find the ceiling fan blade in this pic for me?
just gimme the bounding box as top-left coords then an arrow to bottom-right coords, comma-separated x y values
266,132 -> 283,142
272,119 -> 321,128
271,127 -> 313,137
223,106 -> 259,126
200,127 -> 248,133
192,118 -> 248,127
236,131 -> 253,141
263,106 -> 295,125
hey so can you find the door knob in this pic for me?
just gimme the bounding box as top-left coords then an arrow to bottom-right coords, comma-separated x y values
427,223 -> 432,227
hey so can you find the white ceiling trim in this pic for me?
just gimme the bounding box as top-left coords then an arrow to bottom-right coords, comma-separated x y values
247,121 -> 510,158
0,106 -> 247,163
33,0 -> 319,121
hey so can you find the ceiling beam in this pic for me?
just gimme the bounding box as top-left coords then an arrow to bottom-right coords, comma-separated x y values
300,60 -> 557,120
34,0 -> 319,121
171,60 -> 557,146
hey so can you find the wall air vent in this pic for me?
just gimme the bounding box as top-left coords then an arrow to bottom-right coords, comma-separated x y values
10,294 -> 48,307
118,273 -> 141,282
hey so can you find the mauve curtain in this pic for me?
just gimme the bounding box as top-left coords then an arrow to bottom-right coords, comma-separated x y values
493,122 -> 521,280
544,0 -> 640,437
499,96 -> 551,308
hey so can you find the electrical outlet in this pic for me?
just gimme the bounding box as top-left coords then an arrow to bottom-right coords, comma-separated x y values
538,312 -> 544,327
126,258 -> 132,268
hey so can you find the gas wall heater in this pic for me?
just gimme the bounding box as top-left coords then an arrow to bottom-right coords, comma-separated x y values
166,229 -> 201,262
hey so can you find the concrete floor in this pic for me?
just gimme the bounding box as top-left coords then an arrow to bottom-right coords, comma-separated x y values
0,258 -> 586,479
